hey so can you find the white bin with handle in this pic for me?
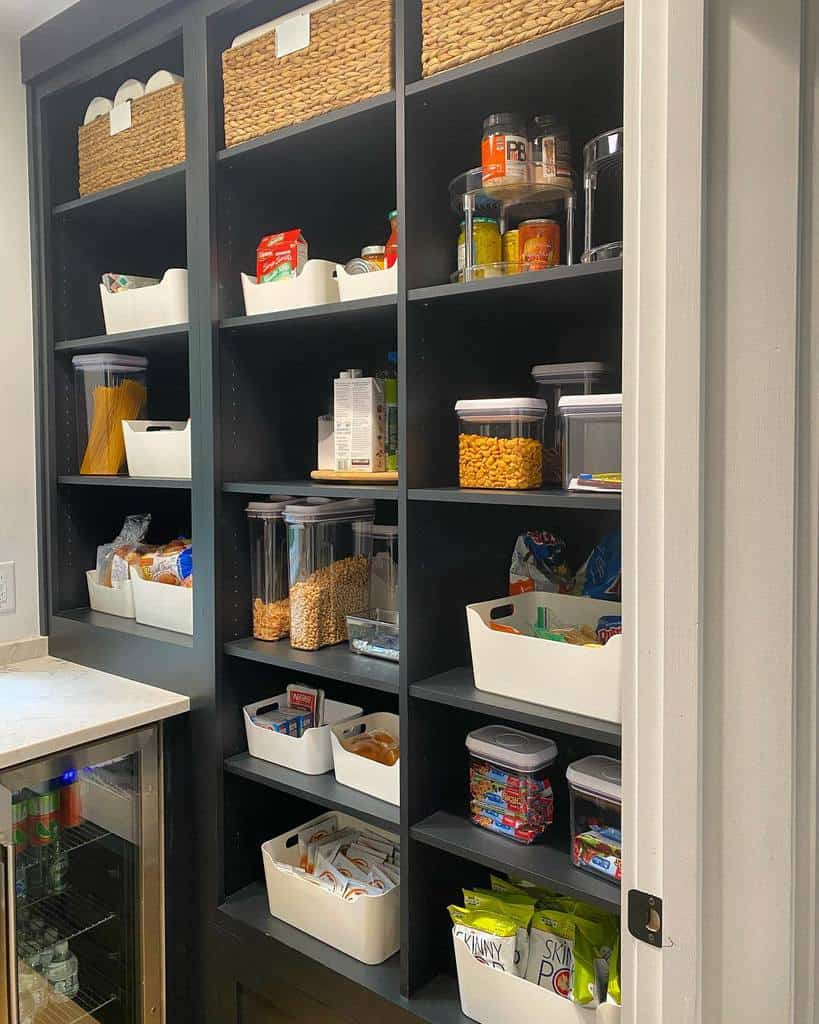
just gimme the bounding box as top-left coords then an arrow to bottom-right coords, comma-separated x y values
262,811 -> 399,964
86,570 -> 135,619
453,933 -> 620,1024
241,260 -> 339,315
100,268 -> 188,334
123,420 -> 191,478
336,262 -> 397,302
466,591 -> 622,723
330,712 -> 400,806
130,567 -> 193,635
244,695 -> 363,775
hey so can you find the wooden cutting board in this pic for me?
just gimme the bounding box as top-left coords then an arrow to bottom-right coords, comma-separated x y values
310,470 -> 398,483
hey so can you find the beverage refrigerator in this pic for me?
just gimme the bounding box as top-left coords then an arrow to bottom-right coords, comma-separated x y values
0,726 -> 164,1024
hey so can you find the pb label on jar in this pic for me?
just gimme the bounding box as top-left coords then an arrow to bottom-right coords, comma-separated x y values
481,113 -> 528,186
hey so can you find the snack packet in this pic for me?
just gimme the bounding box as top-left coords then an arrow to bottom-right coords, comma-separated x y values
607,929 -> 621,1005
463,888 -> 535,974
296,814 -> 338,871
509,530 -> 574,595
313,853 -> 349,897
367,863 -> 397,893
574,529 -> 621,601
525,908 -> 576,997
573,916 -> 615,1007
449,907 -> 519,974
101,273 -> 159,293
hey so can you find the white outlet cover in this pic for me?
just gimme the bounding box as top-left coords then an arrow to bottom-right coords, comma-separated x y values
0,562 -> 16,614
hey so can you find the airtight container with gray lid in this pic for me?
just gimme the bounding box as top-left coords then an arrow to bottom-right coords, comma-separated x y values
466,724 -> 558,844
72,354 -> 148,475
566,755 -> 622,884
531,362 -> 610,483
246,497 -> 296,641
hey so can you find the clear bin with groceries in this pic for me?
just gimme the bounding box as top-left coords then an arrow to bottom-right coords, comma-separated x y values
456,398 -> 547,490
567,755 -> 622,884
246,498 -> 295,641
73,354 -> 148,475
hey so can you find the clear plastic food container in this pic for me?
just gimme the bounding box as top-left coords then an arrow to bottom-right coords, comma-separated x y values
531,362 -> 610,484
455,398 -> 547,490
558,393 -> 622,491
246,498 -> 296,641
566,755 -> 622,884
284,499 -> 375,650
466,724 -> 558,844
354,523 -> 399,615
73,354 -> 148,475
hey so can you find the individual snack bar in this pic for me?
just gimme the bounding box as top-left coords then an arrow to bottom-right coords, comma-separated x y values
572,829 -> 622,882
449,907 -> 519,974
367,863 -> 397,893
286,684 -> 325,728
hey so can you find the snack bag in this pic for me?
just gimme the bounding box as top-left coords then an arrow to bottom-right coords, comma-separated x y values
296,814 -> 338,872
509,530 -> 574,595
463,889 -> 535,975
574,529 -> 621,601
572,917 -> 614,1007
449,907 -> 519,974
525,908 -> 575,997
607,929 -> 621,1005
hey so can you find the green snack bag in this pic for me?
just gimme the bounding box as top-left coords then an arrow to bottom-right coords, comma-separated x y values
489,874 -> 529,896
449,906 -> 519,974
608,929 -> 621,1005
463,889 -> 535,975
524,908 -> 576,998
573,917 -> 616,1007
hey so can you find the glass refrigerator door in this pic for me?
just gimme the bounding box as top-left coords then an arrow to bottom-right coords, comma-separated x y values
0,727 -> 163,1024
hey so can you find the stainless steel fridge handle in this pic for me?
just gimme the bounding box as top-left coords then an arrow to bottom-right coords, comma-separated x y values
1,843 -> 18,1024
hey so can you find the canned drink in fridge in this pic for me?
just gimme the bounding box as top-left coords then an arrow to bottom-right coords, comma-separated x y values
519,218 -> 561,270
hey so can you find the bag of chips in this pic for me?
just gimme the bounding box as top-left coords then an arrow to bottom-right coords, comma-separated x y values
462,889 -> 535,975
449,906 -> 519,974
509,530 -> 574,595
574,529 -> 621,600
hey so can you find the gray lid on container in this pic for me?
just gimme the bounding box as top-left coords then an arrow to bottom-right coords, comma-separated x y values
566,755 -> 622,802
245,498 -> 296,518
284,498 -> 376,525
531,362 -> 609,383
72,354 -> 148,368
466,724 -> 558,772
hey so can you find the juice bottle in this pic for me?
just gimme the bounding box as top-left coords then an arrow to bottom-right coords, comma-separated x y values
385,209 -> 398,268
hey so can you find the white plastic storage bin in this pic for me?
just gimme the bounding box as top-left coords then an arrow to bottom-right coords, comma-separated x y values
453,934 -> 620,1024
558,393 -> 622,491
129,568 -> 193,635
241,260 -> 339,315
123,421 -> 191,478
466,592 -> 622,723
262,811 -> 400,964
86,570 -> 135,619
100,269 -> 188,334
243,695 -> 363,775
336,262 -> 398,302
330,712 -> 400,806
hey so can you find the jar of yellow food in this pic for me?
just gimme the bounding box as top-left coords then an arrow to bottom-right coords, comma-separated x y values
457,217 -> 501,273
455,398 -> 547,490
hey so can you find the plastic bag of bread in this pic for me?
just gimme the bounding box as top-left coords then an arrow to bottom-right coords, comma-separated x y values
96,514 -> 152,588
342,729 -> 400,766
138,539 -> 193,586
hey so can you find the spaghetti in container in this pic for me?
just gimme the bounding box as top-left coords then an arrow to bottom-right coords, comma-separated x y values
72,354 -> 148,475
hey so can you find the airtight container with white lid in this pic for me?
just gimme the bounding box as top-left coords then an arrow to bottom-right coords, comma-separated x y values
455,398 -> 547,490
531,362 -> 610,483
246,497 -> 296,641
72,354 -> 148,475
284,499 -> 375,650
466,724 -> 558,845
557,393 -> 622,491
566,755 -> 622,884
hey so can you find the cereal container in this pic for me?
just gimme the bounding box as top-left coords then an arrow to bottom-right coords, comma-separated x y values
284,499 -> 374,650
246,498 -> 295,642
456,398 -> 547,490
558,393 -> 622,490
567,755 -> 622,884
466,724 -> 558,845
531,362 -> 610,483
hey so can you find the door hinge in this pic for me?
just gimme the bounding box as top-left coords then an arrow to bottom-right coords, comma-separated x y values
628,889 -> 663,947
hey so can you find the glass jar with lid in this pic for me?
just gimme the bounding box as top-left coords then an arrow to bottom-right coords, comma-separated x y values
455,398 -> 547,490
246,498 -> 295,641
361,245 -> 386,270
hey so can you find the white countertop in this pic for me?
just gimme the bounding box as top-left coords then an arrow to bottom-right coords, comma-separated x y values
0,656 -> 190,769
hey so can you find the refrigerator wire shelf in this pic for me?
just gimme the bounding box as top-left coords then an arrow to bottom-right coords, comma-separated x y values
33,982 -> 117,1024
25,890 -> 116,946
61,822 -> 111,855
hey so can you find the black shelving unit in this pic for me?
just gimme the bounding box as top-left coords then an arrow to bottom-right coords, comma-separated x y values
25,3 -> 624,1021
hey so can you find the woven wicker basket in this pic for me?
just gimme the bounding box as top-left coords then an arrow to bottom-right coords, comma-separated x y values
222,0 -> 394,148
421,0 -> 623,78
78,84 -> 185,197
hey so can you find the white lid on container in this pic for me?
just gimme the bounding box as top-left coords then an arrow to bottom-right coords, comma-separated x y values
245,498 -> 296,518
531,362 -> 609,383
455,398 -> 547,422
466,724 -> 558,772
284,498 -> 376,525
558,393 -> 622,415
72,354 -> 148,369
566,755 -> 622,802
353,522 -> 399,538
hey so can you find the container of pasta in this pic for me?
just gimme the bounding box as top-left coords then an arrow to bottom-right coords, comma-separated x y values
466,724 -> 557,844
72,354 -> 148,475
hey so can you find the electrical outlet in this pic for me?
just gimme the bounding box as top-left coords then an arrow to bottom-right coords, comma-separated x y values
0,562 -> 16,614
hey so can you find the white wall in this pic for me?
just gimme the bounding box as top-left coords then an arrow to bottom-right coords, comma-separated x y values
0,30 -> 39,643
